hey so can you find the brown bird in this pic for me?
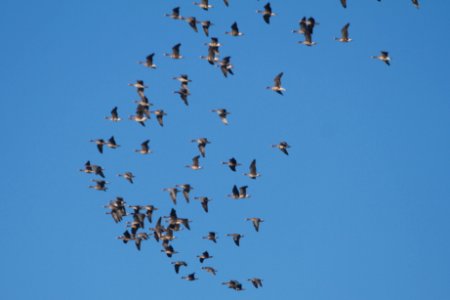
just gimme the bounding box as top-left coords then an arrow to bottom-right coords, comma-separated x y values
222,280 -> 244,291
193,0 -> 212,10
266,72 -> 285,95
372,51 -> 390,66
80,161 -> 105,178
194,196 -> 211,213
118,171 -> 135,184
176,184 -> 193,203
197,251 -> 212,263
173,74 -> 192,85
135,139 -> 151,154
191,138 -> 210,157
139,53 -> 157,69
227,233 -> 243,246
244,159 -> 261,179
203,231 -> 217,243
174,86 -> 190,106
225,22 -> 243,36
186,155 -> 202,170
89,179 -> 108,191
335,23 -> 351,43
90,138 -> 106,154
181,272 -> 198,281
256,2 -> 276,24
202,266 -> 217,276
212,108 -> 230,125
164,43 -> 183,59
248,278 -> 263,288
219,56 -> 234,77
222,157 -> 241,172
128,80 -> 147,98
185,17 -> 199,32
228,185 -> 250,199
105,106 -> 121,122
272,141 -> 290,155
165,7 -> 183,20
246,217 -> 264,232
106,136 -> 119,149
172,261 -> 188,274
163,187 -> 179,205
201,20 -> 213,36
152,109 -> 167,127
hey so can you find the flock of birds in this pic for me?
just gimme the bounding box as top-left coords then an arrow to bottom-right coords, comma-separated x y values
81,0 -> 421,293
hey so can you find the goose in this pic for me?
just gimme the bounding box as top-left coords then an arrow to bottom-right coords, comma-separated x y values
161,245 -> 178,257
222,280 -> 244,291
118,171 -> 135,184
193,0 -> 212,10
226,233 -> 243,246
80,161 -> 105,178
200,46 -> 220,65
163,187 -> 179,205
203,231 -> 217,243
105,106 -> 121,122
106,136 -> 119,149
134,236 -> 144,251
257,2 -> 276,24
225,22 -> 243,36
372,51 -> 390,66
164,43 -> 183,59
186,155 -> 202,170
299,29 -> 317,46
165,7 -> 183,20
129,107 -> 148,127
248,278 -> 263,288
212,108 -> 230,125
412,0 -> 419,8
191,138 -> 210,158
117,230 -> 133,244
89,179 -> 108,191
340,0 -> 347,8
201,20 -> 213,36
205,37 -> 221,49
219,56 -> 234,77
197,251 -> 212,263
246,217 -> 264,232
194,196 -> 211,213
90,138 -> 106,154
173,74 -> 192,85
134,95 -> 153,110
139,53 -> 156,69
222,157 -> 241,171
143,205 -> 158,223
293,17 -> 317,35
135,139 -> 151,154
272,141 -> 290,155
128,80 -> 147,98
181,273 -> 198,281
174,86 -> 190,106
176,184 -> 193,203
172,261 -> 188,274
335,23 -> 351,43
244,159 -> 261,179
152,109 -> 167,127
266,72 -> 285,95
202,267 -> 217,276
228,185 -> 250,199
184,17 -> 199,32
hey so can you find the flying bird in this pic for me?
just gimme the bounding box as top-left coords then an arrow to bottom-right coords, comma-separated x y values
106,136 -> 119,149
135,140 -> 151,154
152,109 -> 166,127
176,184 -> 193,203
105,106 -> 121,122
90,138 -> 106,154
139,53 -> 157,69
201,20 -> 213,36
248,278 -> 263,288
118,171 -> 135,184
172,261 -> 188,274
272,141 -> 290,155
186,155 -> 202,170
181,273 -> 198,281
246,217 -> 264,232
194,196 -> 211,213
185,17 -> 199,32
191,138 -> 211,157
244,159 -> 261,179
165,7 -> 183,20
164,43 -> 183,59
197,251 -> 212,263
335,23 -> 352,43
212,108 -> 230,125
202,267 -> 217,276
340,0 -> 347,8
219,56 -> 234,77
203,231 -> 217,243
222,157 -> 241,171
372,51 -> 391,66
257,2 -> 276,24
266,72 -> 285,95
225,22 -> 243,36
412,0 -> 419,8
163,187 -> 179,205
89,179 -> 108,191
228,185 -> 250,199
193,0 -> 212,10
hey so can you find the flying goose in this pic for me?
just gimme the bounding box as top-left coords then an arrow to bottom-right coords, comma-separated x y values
80,161 -> 105,178
165,7 -> 183,20
118,171 -> 135,184
225,22 -> 243,36
128,80 -> 147,98
272,141 -> 290,155
228,185 -> 250,199
257,2 -> 276,24
173,74 -> 192,85
129,105 -> 148,127
266,72 -> 285,95
143,205 -> 157,223
335,23 -> 351,42
163,187 -> 179,205
246,217 -> 264,232
193,0 -> 212,10
135,140 -> 151,154
219,56 -> 234,77
248,278 -> 263,288
117,230 -> 133,244
212,108 -> 230,125
181,273 -> 198,281
105,106 -> 121,122
197,251 -> 212,263
139,53 -> 157,69
340,0 -> 347,8
161,245 -> 178,257
176,184 -> 193,203
172,261 -> 188,274
299,28 -> 317,46
90,138 -> 106,154
191,138 -> 210,158
106,136 -> 119,149
185,17 -> 199,32
200,46 -> 220,65
89,179 -> 108,191
372,51 -> 390,66
174,86 -> 190,106
222,157 -> 241,171
201,20 -> 213,36
186,155 -> 202,170
152,109 -> 167,127
223,0 -> 229,7
203,231 -> 217,243
194,196 -> 211,213
164,43 -> 183,59
227,233 -> 243,246
244,159 -> 261,179
222,280 -> 244,291
202,267 -> 217,276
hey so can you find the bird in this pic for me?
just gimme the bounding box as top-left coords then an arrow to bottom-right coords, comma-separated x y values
201,20 -> 213,36
118,172 -> 135,184
202,267 -> 217,276
173,74 -> 192,85
186,155 -> 202,170
176,184 -> 193,203
248,278 -> 263,288
165,7 -> 183,20
335,23 -> 351,43
228,185 -> 250,199
143,205 -> 157,223
193,0 -> 212,10
135,140 -> 151,154
222,157 -> 241,172
129,105 -> 148,127
256,2 -> 276,24
139,53 -> 157,69
191,138 -> 210,158
152,109 -> 167,127
246,217 -> 264,232
174,86 -> 190,106
171,261 -> 188,274
219,56 -> 234,77
272,141 -> 290,155
161,245 -> 178,257
117,230 -> 133,244
106,136 -> 119,149
293,17 -> 317,35
80,161 -> 105,178
89,179 -> 108,191
128,80 -> 148,98
185,17 -> 199,32
223,0 -> 229,7
163,187 -> 179,205
203,231 -> 218,243
340,0 -> 347,8
197,251 -> 212,263
299,28 -> 317,46
266,72 -> 285,95
194,196 -> 211,213
134,95 -> 153,111
200,46 -> 220,65
164,43 -> 183,59
225,22 -> 243,36
222,280 -> 244,291
244,159 -> 261,179
412,0 -> 419,8
212,109 -> 230,125
105,106 -> 121,122
227,233 -> 243,246
90,138 -> 106,154
181,273 -> 198,281
372,51 -> 391,66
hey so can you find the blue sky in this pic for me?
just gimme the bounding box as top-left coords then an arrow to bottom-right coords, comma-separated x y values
1,0 -> 450,299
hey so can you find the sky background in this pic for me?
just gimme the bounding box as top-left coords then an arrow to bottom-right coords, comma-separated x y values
1,0 -> 450,299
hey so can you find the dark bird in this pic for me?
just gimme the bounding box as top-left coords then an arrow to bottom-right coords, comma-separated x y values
335,23 -> 351,43
118,171 -> 135,184
193,0 -> 212,10
372,51 -> 390,66
194,196 -> 211,213
186,155 -> 202,170
248,278 -> 263,288
135,139 -> 151,154
257,2 -> 276,24
225,22 -> 243,36
128,80 -> 148,98
106,106 -> 121,122
266,72 -> 285,95
191,138 -> 210,157
244,159 -> 261,179
165,7 -> 183,20
212,108 -> 230,125
172,261 -> 188,274
106,136 -> 119,149
165,43 -> 183,59
219,56 -> 234,77
174,86 -> 190,106
412,0 -> 419,8
201,20 -> 213,36
200,46 -> 219,65
246,217 -> 264,232
185,17 -> 199,32
176,184 -> 193,203
222,157 -> 241,172
197,251 -> 212,263
203,231 -> 217,243
161,245 -> 178,257
272,141 -> 290,155
181,273 -> 198,281
89,179 -> 108,191
228,185 -> 250,199
117,230 -> 133,244
227,233 -> 243,246
222,280 -> 244,291
173,74 -> 192,85
90,138 -> 106,154
202,266 -> 217,276
299,28 -> 317,46
80,161 -> 105,178
143,205 -> 158,223
163,187 -> 179,205
152,109 -> 167,127
139,53 -> 157,69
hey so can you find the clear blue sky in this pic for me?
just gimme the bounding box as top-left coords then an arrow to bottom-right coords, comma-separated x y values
1,0 -> 450,299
